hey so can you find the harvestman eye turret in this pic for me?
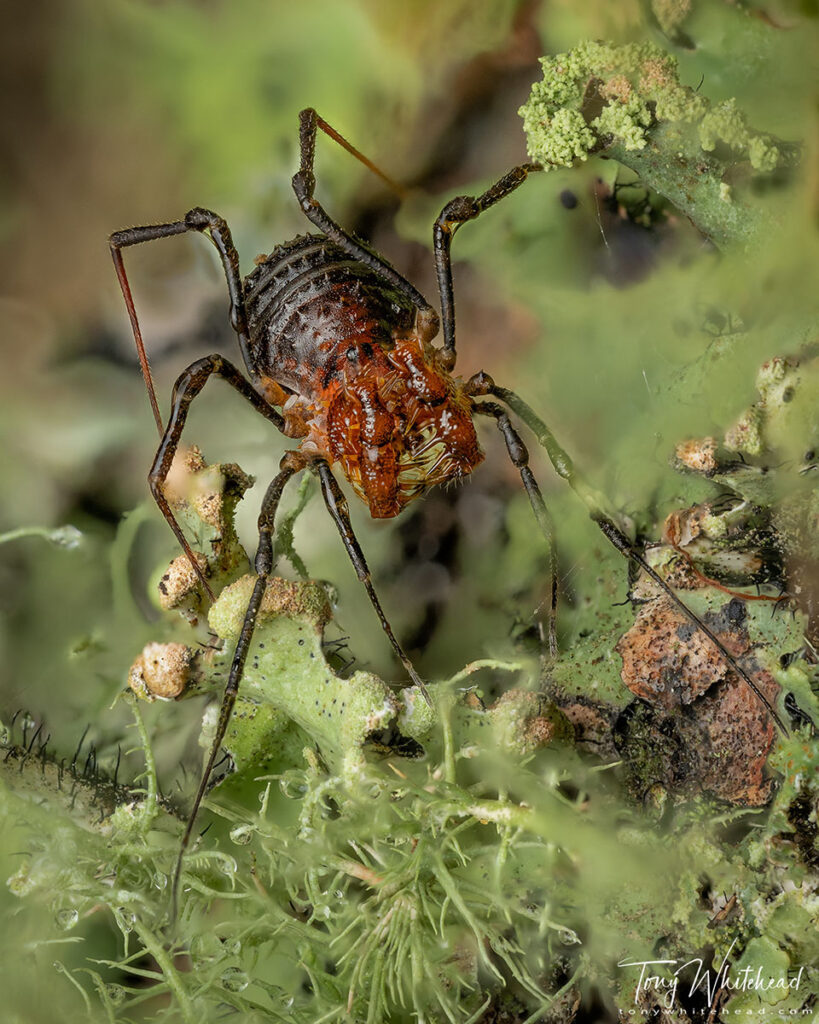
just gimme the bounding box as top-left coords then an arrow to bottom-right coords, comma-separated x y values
110,108 -> 787,920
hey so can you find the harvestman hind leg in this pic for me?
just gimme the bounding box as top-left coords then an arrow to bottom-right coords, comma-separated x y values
171,454 -> 304,918
110,207 -> 258,435
474,376 -> 789,736
473,402 -> 559,657
313,461 -> 431,703
148,354 -> 285,600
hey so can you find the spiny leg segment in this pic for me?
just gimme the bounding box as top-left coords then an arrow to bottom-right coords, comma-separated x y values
110,207 -> 258,436
473,402 -> 559,657
148,354 -> 285,601
314,461 -> 431,704
432,163 -> 543,369
171,455 -> 303,919
292,108 -> 438,331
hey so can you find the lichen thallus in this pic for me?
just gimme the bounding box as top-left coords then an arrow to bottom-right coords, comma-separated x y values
109,108 -> 787,919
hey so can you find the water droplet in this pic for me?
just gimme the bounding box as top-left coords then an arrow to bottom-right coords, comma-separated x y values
558,927 -> 581,946
50,525 -> 83,549
55,908 -> 79,930
229,824 -> 255,846
312,901 -> 332,920
115,907 -> 136,933
105,984 -> 126,1006
221,967 -> 249,993
6,869 -> 35,897
226,939 -> 242,956
279,773 -> 307,799
218,856 -> 238,876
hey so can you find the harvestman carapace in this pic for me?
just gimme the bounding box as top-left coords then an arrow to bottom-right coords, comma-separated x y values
109,109 -> 787,918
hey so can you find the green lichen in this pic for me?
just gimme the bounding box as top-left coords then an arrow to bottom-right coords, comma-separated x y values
207,574 -> 398,774
519,40 -> 796,246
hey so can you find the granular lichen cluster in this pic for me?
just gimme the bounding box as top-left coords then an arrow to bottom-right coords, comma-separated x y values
520,40 -> 784,172
519,40 -> 797,247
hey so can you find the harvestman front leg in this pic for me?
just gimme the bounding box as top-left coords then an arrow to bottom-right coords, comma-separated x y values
473,402 -> 559,657
430,161 -> 558,648
171,454 -> 304,918
110,207 -> 258,435
475,376 -> 789,737
432,163 -> 543,370
313,461 -> 432,704
149,354 -> 285,600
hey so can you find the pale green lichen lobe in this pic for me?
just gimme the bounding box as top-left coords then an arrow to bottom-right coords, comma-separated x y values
206,574 -> 399,772
208,574 -> 331,639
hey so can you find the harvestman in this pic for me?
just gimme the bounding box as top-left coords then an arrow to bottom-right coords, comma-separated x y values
110,109 -> 786,916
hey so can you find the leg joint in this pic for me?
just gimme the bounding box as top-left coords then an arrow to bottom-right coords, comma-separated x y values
184,207 -> 224,231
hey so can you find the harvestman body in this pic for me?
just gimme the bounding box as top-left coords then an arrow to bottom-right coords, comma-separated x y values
110,109 -> 786,917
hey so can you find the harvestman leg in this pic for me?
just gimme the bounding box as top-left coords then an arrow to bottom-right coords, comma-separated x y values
110,207 -> 257,436
473,403 -> 559,657
429,161 -> 559,649
291,108 -> 439,336
476,377 -> 789,736
148,354 -> 285,600
432,163 -> 543,370
314,461 -> 431,703
171,455 -> 304,918
430,164 -> 787,733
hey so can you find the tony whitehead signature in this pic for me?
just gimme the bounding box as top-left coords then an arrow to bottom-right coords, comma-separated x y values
618,939 -> 805,1011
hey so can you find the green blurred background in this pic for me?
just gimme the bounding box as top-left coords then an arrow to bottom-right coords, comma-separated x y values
0,0 -> 817,1018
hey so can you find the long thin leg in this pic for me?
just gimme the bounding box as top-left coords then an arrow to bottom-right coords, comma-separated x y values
149,354 -> 285,600
313,460 -> 431,705
292,108 -> 439,335
471,376 -> 789,736
171,454 -> 303,920
433,163 -> 543,369
474,402 -> 559,657
110,207 -> 255,435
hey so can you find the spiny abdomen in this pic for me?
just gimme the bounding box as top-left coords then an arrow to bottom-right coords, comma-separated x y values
243,234 -> 416,398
